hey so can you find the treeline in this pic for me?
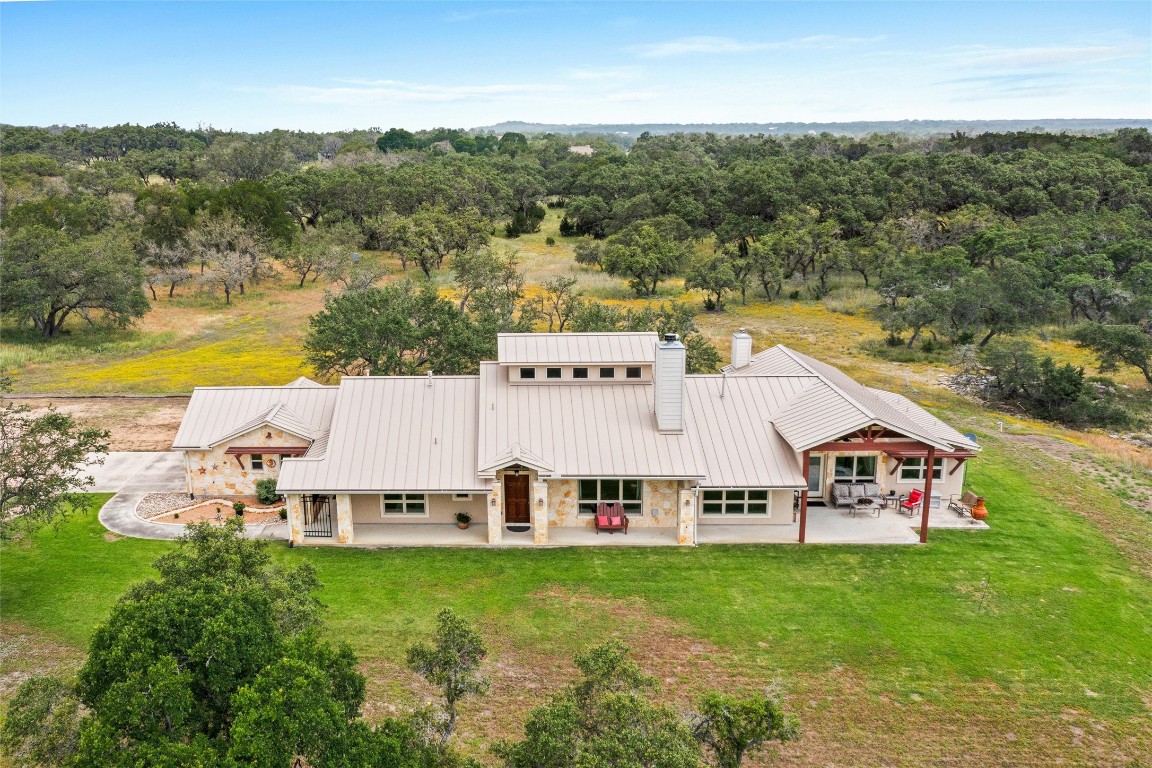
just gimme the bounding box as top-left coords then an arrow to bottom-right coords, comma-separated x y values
1,522 -> 797,768
3,122 -> 1152,423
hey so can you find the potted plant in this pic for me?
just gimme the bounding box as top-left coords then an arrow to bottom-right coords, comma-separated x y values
456,512 -> 472,530
233,501 -> 246,516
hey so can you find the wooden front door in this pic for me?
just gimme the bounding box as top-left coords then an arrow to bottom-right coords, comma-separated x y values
504,474 -> 530,524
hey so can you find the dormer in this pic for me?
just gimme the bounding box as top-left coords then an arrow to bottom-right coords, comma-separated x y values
496,332 -> 658,385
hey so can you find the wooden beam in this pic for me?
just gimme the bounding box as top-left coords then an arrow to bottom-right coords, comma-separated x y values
224,446 -> 308,456
949,457 -> 968,476
799,450 -> 810,544
808,439 -> 937,453
888,457 -> 905,476
919,446 -> 935,544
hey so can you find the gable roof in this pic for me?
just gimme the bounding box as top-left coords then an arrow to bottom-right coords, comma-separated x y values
728,345 -> 974,453
173,384 -> 338,450
497,332 -> 659,365
277,376 -> 487,493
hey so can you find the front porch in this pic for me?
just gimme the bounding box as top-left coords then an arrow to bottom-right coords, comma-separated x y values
292,522 -> 681,548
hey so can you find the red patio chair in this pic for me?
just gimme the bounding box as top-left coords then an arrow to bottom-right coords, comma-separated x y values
594,502 -> 629,534
595,502 -> 611,534
899,489 -> 924,517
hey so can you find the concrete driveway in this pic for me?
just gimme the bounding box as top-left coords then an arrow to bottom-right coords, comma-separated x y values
84,451 -> 188,540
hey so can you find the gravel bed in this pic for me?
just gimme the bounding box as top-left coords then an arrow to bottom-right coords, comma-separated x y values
136,492 -> 194,519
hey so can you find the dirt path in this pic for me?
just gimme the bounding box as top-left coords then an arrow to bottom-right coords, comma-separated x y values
9,396 -> 188,451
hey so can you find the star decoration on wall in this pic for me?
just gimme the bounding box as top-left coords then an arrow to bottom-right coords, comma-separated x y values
198,466 -> 207,474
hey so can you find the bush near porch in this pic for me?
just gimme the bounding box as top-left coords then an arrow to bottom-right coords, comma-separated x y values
2,430 -> 1151,765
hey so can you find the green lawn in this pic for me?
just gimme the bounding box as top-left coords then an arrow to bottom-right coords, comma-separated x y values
4,435 -> 1151,735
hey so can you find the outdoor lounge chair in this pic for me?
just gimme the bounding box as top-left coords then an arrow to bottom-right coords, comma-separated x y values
948,491 -> 979,518
899,489 -> 924,517
595,502 -> 628,534
831,482 -> 884,509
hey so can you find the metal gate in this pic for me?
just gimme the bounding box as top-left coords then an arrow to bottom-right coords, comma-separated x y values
302,494 -> 333,538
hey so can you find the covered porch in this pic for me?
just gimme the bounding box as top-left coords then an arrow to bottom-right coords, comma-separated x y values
288,521 -> 680,548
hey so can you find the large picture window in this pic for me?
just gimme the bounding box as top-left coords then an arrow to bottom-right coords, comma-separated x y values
899,457 -> 944,481
578,479 -> 641,515
381,493 -> 427,515
701,489 -> 770,515
834,455 -> 876,483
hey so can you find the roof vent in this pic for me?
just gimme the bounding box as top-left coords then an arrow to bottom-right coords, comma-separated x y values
731,328 -> 752,369
664,333 -> 679,343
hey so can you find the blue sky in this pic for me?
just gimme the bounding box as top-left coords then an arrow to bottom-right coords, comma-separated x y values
1,1 -> 1148,131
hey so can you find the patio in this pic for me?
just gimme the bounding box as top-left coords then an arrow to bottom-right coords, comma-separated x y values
297,523 -> 682,548
698,503 -> 989,545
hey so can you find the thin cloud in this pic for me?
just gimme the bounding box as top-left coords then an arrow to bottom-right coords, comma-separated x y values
442,7 -> 522,23
632,34 -> 884,58
954,43 -> 1146,70
562,66 -> 642,82
241,80 -> 561,106
603,90 -> 661,103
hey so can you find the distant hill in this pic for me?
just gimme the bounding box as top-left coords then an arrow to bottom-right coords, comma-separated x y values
476,119 -> 1151,139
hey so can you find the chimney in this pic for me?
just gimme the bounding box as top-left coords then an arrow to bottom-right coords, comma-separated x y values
731,328 -> 752,369
654,333 -> 686,433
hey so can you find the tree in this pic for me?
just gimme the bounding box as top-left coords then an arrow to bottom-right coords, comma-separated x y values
540,275 -> 583,332
495,641 -> 702,768
0,226 -> 149,338
209,180 -> 297,245
573,240 -> 604,270
690,690 -> 798,768
304,281 -> 485,377
139,241 -> 193,299
284,223 -> 358,287
381,206 -> 491,277
1074,322 -> 1152,385
406,608 -> 490,745
603,223 -> 692,296
0,675 -> 84,767
685,255 -> 740,311
189,213 -> 271,304
377,128 -> 418,152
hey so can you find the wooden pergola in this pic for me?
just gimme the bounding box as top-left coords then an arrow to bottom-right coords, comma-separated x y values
797,428 -> 976,544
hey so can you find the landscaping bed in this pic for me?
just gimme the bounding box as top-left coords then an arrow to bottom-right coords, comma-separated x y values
146,494 -> 285,526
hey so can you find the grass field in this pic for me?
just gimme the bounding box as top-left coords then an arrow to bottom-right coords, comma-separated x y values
3,427 -> 1151,765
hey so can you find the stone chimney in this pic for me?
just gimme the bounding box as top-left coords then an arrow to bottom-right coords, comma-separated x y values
731,328 -> 752,369
654,333 -> 686,433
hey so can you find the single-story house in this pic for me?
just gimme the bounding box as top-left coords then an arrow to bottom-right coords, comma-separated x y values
172,331 -> 979,546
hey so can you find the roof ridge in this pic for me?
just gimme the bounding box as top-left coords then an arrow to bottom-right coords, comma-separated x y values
776,346 -> 874,420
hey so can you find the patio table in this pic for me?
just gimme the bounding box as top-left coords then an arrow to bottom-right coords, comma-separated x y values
851,499 -> 880,518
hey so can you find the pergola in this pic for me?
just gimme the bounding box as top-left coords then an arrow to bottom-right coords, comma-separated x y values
797,426 -> 977,544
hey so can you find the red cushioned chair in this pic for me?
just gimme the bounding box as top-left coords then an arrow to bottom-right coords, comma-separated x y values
899,489 -> 924,517
595,502 -> 629,534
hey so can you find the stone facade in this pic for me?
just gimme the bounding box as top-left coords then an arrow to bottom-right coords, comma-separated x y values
184,426 -> 311,498
546,478 -> 683,529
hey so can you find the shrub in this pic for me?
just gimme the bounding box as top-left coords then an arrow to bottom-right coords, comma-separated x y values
233,501 -> 246,516
173,513 -> 179,519
278,508 -> 287,520
254,477 -> 280,505
455,512 -> 471,524
545,236 -> 556,246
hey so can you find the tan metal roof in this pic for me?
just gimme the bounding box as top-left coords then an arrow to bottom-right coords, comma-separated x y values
497,332 -> 659,365
477,362 -> 704,478
684,376 -> 808,488
868,389 -> 980,451
728,346 -> 966,452
276,376 -> 487,493
173,385 -> 338,449
207,403 -> 320,447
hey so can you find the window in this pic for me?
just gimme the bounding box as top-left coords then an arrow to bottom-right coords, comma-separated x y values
279,454 -> 293,465
250,454 -> 264,471
701,489 -> 770,515
599,367 -> 615,379
807,454 -> 823,494
546,367 -> 562,379
834,455 -> 876,482
573,367 -> 589,379
625,367 -> 642,379
452,493 -> 472,502
519,367 -> 536,380
899,457 -> 944,481
381,493 -> 426,515
578,479 -> 641,515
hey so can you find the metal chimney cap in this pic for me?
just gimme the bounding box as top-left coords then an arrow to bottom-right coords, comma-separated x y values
663,333 -> 679,342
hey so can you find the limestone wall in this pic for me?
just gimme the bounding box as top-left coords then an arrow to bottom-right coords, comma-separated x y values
548,479 -> 681,528
185,427 -> 311,497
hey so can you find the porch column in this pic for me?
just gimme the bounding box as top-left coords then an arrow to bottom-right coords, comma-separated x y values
919,447 -> 936,544
799,450 -> 810,544
532,480 -> 549,545
487,481 -> 503,545
286,494 -> 304,545
335,493 -> 354,544
677,489 -> 695,546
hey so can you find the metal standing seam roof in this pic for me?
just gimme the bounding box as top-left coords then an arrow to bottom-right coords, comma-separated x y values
721,345 -> 814,376
172,386 -> 339,450
477,362 -> 705,479
868,389 -> 980,451
276,376 -> 488,493
207,403 -> 320,447
683,376 -> 810,488
497,332 -> 659,365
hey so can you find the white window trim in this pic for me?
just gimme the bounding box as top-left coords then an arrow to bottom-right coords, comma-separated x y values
452,493 -> 472,502
833,455 -> 878,483
898,457 -> 944,482
577,478 -> 644,515
250,454 -> 264,471
379,492 -> 429,517
700,488 -> 773,517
